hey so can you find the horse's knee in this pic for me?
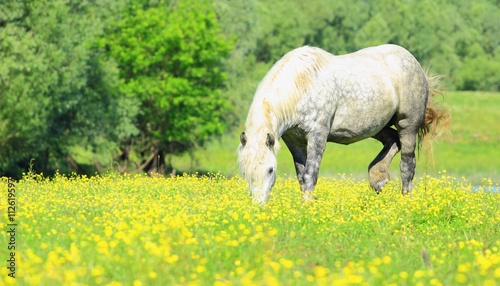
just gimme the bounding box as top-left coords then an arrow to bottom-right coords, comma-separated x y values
400,153 -> 416,171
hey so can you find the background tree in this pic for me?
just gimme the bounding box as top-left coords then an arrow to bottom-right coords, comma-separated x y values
0,0 -> 138,177
453,0 -> 500,90
100,0 -> 233,174
212,0 -> 261,118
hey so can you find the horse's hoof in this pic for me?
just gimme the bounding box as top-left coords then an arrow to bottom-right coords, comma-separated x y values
401,190 -> 412,197
370,179 -> 388,194
303,190 -> 315,203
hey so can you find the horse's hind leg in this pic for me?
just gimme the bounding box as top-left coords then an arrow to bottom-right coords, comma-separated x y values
369,127 -> 401,193
398,128 -> 418,195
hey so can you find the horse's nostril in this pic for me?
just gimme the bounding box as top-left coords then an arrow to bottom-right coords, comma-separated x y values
268,168 -> 274,174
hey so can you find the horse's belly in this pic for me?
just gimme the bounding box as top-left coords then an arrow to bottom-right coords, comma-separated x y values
328,105 -> 395,144
327,130 -> 376,145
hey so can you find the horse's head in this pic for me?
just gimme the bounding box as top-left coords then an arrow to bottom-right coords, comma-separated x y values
238,131 -> 278,204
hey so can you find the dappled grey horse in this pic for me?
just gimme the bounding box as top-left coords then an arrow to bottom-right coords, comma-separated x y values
238,44 -> 447,204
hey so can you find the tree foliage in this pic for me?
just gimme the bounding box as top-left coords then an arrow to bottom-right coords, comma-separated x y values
0,0 -> 138,177
100,0 -> 233,173
245,0 -> 500,91
0,0 -> 499,177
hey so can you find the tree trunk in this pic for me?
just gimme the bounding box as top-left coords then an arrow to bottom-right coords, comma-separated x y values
115,147 -> 131,173
66,155 -> 83,174
94,156 -> 104,174
147,148 -> 165,175
136,145 -> 168,176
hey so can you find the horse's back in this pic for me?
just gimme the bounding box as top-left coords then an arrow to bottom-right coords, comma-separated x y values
356,44 -> 413,56
334,44 -> 423,78
329,44 -> 428,108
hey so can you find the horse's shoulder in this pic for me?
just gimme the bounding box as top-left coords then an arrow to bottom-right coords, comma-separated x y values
283,46 -> 331,60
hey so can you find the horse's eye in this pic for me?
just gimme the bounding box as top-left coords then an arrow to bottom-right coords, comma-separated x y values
268,168 -> 274,175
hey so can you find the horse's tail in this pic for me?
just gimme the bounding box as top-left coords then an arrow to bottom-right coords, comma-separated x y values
417,75 -> 451,162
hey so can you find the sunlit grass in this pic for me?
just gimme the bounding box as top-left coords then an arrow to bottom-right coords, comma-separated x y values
0,173 -> 499,285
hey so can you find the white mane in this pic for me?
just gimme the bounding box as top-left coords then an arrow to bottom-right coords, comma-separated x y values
244,46 -> 333,138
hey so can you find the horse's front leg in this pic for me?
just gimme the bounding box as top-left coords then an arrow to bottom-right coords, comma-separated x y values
302,132 -> 328,202
282,134 -> 307,192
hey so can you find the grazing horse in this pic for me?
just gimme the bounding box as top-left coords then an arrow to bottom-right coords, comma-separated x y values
238,44 -> 448,204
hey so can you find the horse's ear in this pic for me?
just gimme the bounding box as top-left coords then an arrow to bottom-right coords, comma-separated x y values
240,132 -> 247,146
266,133 -> 275,148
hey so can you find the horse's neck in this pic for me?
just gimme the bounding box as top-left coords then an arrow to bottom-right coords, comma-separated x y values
247,90 -> 303,140
246,109 -> 285,139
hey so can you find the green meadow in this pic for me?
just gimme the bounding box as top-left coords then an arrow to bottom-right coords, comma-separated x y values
172,91 -> 500,185
0,174 -> 499,285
